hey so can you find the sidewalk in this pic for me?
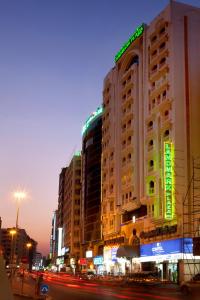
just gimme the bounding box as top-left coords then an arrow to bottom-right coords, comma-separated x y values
12,275 -> 51,300
0,255 -> 14,300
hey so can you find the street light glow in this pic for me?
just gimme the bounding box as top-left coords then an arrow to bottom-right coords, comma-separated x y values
9,229 -> 17,236
26,242 -> 32,249
14,191 -> 26,201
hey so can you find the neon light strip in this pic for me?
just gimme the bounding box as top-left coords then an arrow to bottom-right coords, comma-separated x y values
164,142 -> 175,220
115,24 -> 144,62
82,106 -> 103,136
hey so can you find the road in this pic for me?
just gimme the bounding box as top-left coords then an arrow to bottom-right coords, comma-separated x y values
40,273 -> 185,300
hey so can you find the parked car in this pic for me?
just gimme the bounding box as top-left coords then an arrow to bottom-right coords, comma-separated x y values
181,273 -> 200,297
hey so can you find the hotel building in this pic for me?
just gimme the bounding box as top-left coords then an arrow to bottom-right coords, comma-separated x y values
101,1 -> 200,280
80,107 -> 103,271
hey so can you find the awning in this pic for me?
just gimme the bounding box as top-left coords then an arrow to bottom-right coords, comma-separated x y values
116,245 -> 140,258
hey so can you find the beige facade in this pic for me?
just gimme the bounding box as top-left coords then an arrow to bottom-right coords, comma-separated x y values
63,153 -> 81,260
101,0 -> 200,251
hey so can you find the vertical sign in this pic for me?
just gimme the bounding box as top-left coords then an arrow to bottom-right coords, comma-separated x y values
164,142 -> 174,220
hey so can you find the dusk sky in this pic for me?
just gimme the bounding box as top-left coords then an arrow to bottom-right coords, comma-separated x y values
0,0 -> 199,256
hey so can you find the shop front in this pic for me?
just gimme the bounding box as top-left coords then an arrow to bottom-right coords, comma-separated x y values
140,238 -> 193,282
56,256 -> 65,272
93,256 -> 103,274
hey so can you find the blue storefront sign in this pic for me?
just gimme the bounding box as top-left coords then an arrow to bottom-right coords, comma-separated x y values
140,238 -> 192,257
111,248 -> 118,261
93,256 -> 103,265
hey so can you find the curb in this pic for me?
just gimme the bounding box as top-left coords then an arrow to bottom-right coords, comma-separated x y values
14,293 -> 52,300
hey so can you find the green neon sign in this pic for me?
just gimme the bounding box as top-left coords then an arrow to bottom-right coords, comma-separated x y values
75,151 -> 81,156
164,142 -> 175,220
115,24 -> 144,62
82,106 -> 103,136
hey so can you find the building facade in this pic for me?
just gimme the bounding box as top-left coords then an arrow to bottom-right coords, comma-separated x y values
80,107 -> 103,272
62,153 -> 82,272
101,1 -> 200,280
0,228 -> 37,268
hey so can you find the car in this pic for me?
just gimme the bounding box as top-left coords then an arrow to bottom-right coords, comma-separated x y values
181,273 -> 200,298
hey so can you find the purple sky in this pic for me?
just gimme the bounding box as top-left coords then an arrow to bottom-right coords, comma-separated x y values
0,0 -> 199,256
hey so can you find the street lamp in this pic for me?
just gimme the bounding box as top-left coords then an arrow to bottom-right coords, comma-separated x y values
14,191 -> 26,228
9,229 -> 17,266
9,228 -> 17,282
26,242 -> 32,271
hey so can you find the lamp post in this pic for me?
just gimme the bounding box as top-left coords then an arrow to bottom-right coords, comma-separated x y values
9,229 -> 17,267
9,229 -> 17,283
26,242 -> 32,271
12,191 -> 26,269
14,191 -> 26,229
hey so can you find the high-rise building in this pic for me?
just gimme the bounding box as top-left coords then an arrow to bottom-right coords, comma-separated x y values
81,106 -> 103,262
101,0 -> 200,280
49,210 -> 58,264
63,153 -> 81,271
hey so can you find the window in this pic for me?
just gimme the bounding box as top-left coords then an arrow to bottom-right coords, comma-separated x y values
127,119 -> 131,127
149,181 -> 155,194
148,139 -> 154,150
159,42 -> 166,51
159,27 -> 165,35
157,95 -> 161,104
149,160 -> 154,170
148,120 -> 153,130
164,129 -> 169,137
110,184 -> 114,193
110,201 -> 114,211
164,110 -> 169,117
122,124 -> 126,132
162,90 -> 167,99
159,57 -> 166,66
151,35 -> 157,43
151,64 -> 157,73
127,153 -> 132,161
151,49 -> 157,57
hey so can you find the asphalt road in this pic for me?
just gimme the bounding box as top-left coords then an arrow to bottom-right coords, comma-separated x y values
42,273 -> 184,300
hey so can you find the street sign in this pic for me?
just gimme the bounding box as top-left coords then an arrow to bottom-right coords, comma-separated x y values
40,284 -> 49,295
